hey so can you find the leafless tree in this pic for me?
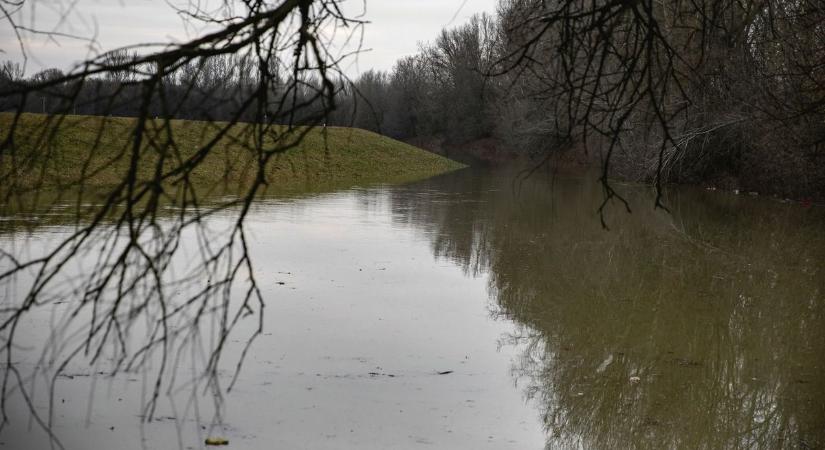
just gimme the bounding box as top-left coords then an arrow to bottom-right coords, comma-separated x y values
340,0 -> 823,213
0,1 -> 364,447
492,0 -> 824,210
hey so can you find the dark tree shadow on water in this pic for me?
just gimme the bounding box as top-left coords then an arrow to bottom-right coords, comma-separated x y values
390,171 -> 825,449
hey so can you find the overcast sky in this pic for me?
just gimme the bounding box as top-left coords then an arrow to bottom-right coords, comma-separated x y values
0,0 -> 497,77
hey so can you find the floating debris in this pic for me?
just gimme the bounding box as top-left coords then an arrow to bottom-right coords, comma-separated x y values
673,358 -> 702,367
205,437 -> 229,446
629,376 -> 641,384
368,372 -> 396,378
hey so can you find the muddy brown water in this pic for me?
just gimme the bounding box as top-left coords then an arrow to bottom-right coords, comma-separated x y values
1,169 -> 824,449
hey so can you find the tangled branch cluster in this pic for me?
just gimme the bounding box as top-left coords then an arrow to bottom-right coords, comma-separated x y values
0,1 -> 361,446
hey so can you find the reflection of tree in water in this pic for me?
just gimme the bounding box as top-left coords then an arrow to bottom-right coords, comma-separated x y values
392,170 -> 825,449
391,170 -> 496,278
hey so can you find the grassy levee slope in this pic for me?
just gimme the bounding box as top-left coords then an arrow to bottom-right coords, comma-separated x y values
0,113 -> 464,198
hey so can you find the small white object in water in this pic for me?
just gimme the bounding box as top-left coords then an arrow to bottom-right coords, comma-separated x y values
629,376 -> 641,384
596,354 -> 614,373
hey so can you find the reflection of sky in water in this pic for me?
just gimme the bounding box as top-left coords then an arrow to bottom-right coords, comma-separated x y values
2,169 -> 824,449
1,183 -> 545,450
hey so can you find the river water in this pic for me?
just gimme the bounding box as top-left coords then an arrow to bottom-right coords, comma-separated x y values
1,169 -> 824,449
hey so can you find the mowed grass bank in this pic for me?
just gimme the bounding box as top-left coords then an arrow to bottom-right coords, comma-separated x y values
0,113 -> 464,196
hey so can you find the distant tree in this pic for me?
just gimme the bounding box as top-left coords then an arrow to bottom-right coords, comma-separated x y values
424,13 -> 497,144
0,61 -> 24,111
0,61 -> 23,82
351,69 -> 389,132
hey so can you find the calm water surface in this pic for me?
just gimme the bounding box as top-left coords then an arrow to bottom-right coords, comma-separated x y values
1,169 -> 824,449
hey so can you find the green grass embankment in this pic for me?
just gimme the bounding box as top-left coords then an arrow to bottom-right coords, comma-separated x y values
0,113 -> 464,196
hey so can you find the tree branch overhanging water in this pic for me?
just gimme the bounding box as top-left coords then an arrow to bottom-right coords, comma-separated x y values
0,1 -> 364,447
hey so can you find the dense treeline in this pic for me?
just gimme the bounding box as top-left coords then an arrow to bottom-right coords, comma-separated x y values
338,0 -> 825,199
0,52 -> 332,124
330,14 -> 498,147
2,0 -> 824,198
